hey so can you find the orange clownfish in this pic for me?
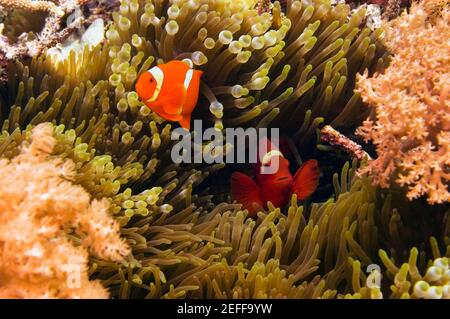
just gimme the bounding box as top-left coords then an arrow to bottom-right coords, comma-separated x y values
231,137 -> 320,217
135,60 -> 203,130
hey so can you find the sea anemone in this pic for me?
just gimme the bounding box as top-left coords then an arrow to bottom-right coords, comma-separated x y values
104,0 -> 387,144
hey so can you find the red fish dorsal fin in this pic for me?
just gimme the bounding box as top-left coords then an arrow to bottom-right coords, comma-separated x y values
231,172 -> 264,218
292,159 -> 320,200
160,84 -> 187,115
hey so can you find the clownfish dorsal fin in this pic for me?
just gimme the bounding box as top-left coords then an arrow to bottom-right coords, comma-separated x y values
161,83 -> 187,115
292,159 -> 320,200
231,172 -> 264,218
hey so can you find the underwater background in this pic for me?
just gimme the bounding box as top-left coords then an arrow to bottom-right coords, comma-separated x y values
0,0 -> 448,299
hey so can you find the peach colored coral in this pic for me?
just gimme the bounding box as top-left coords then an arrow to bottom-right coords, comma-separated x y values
356,0 -> 450,204
0,123 -> 130,298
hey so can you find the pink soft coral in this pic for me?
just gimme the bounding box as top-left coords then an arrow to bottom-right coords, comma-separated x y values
356,0 -> 450,204
0,123 -> 130,298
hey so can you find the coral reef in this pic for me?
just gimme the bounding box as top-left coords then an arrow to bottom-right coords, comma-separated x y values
0,0 -> 74,59
0,123 -> 129,298
0,0 -> 64,15
347,1 -> 410,20
0,0 -> 120,83
356,0 -> 450,204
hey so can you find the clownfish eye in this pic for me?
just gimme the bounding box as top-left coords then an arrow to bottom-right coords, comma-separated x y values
150,78 -> 154,83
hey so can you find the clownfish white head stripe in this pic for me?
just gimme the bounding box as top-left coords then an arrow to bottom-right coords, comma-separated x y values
147,66 -> 164,103
261,150 -> 284,165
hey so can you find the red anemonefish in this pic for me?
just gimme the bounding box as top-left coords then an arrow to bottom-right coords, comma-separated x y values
135,60 -> 203,130
231,137 -> 320,217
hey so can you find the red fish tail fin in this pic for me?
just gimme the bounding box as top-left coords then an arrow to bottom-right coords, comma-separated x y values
231,172 -> 264,218
292,159 -> 320,200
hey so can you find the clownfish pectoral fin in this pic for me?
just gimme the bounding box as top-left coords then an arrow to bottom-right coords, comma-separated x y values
231,172 -> 264,218
292,159 -> 320,200
161,84 -> 187,115
178,114 -> 191,130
